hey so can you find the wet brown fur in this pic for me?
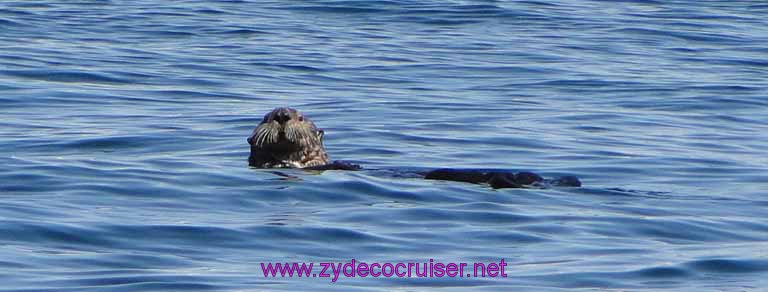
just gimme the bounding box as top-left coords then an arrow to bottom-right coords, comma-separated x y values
248,107 -> 329,168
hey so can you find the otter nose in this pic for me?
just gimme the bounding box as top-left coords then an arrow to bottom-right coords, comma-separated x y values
274,109 -> 291,124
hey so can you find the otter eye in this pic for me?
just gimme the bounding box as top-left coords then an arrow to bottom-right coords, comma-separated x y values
298,116 -> 304,121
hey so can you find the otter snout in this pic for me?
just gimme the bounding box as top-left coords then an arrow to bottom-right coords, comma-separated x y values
273,108 -> 292,125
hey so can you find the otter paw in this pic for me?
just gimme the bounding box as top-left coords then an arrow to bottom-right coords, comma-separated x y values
303,161 -> 361,171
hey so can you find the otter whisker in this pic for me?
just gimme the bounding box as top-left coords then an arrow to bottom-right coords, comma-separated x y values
286,125 -> 298,143
256,125 -> 274,147
248,129 -> 258,146
264,128 -> 274,147
287,126 -> 297,139
255,127 -> 266,147
260,126 -> 270,145
268,134 -> 276,145
252,127 -> 262,146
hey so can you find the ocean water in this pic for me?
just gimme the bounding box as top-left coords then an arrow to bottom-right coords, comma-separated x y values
1,0 -> 767,291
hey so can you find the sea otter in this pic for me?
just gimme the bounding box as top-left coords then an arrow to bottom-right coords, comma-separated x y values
247,107 -> 329,168
248,107 -> 580,188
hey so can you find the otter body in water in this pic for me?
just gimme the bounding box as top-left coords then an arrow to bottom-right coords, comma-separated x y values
248,107 -> 580,188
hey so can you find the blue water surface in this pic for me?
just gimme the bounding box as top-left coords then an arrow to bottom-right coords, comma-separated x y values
1,0 -> 767,291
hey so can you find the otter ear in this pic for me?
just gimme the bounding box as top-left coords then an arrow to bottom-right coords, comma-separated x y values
317,130 -> 324,141
247,136 -> 254,145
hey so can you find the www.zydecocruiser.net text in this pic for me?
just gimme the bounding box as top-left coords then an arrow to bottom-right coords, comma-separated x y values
261,259 -> 509,282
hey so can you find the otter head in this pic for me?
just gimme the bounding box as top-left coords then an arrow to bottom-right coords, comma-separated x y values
248,107 -> 329,168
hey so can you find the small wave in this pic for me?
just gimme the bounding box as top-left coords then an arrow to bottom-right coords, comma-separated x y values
285,6 -> 387,14
55,135 -> 168,150
0,18 -> 26,27
687,259 -> 768,274
137,30 -> 198,37
1,70 -> 133,85
610,27 -> 745,43
217,28 -> 269,35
